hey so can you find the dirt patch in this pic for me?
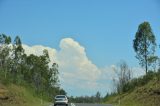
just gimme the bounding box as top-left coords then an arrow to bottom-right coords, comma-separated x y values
153,89 -> 160,95
0,84 -> 9,100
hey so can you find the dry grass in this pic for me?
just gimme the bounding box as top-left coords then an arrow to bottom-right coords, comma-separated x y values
0,83 -> 50,106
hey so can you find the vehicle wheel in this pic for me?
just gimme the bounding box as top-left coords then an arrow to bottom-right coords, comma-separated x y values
66,104 -> 68,106
54,104 -> 56,106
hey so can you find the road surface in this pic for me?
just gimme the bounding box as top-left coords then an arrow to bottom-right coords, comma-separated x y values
50,103 -> 112,106
71,103 -> 112,106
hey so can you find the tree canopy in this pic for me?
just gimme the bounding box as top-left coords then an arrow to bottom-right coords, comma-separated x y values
133,22 -> 156,74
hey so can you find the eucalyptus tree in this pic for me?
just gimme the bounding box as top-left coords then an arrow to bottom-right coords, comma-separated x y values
12,36 -> 25,83
133,22 -> 156,74
0,34 -> 11,78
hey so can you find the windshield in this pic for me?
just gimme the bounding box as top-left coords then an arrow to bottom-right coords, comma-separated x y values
56,96 -> 66,98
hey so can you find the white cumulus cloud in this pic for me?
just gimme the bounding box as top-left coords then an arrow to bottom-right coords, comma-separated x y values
57,38 -> 101,81
22,38 -> 145,96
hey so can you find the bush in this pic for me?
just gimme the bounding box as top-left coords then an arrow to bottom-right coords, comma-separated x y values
122,71 -> 157,93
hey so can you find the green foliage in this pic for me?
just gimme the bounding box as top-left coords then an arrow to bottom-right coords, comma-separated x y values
0,34 -> 65,101
69,91 -> 102,103
133,22 -> 156,74
113,61 -> 132,93
148,56 -> 158,71
116,71 -> 160,93
105,71 -> 160,106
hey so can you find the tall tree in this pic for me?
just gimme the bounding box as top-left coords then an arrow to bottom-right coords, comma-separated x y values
95,91 -> 101,103
50,63 -> 59,87
133,22 -> 156,74
0,34 -> 11,67
12,36 -> 24,83
0,34 -> 11,78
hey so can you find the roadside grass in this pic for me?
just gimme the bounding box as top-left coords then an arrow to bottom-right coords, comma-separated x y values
105,78 -> 160,106
0,83 -> 51,106
0,71 -> 53,106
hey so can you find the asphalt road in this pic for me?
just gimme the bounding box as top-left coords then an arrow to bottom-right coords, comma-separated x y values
51,103 -> 112,106
72,103 -> 112,106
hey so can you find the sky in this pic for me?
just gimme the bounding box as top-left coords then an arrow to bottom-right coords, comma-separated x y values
0,0 -> 160,96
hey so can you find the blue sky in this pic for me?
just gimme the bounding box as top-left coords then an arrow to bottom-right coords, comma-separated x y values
0,0 -> 160,96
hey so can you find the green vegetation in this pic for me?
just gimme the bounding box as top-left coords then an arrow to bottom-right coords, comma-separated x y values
69,91 -> 102,103
0,82 -> 51,106
0,34 -> 66,105
112,61 -> 132,94
104,71 -> 160,106
133,22 -> 157,74
104,21 -> 160,106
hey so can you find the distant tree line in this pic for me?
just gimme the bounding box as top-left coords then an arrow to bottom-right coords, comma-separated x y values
0,34 -> 66,101
69,91 -> 102,103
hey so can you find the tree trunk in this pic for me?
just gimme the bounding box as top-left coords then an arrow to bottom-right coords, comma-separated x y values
144,36 -> 148,74
145,61 -> 148,74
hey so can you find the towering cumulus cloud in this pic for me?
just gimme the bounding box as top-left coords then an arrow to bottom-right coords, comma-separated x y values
23,38 -> 104,96
57,38 -> 101,83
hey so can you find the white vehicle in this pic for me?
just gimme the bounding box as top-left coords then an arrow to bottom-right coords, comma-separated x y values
54,95 -> 68,106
